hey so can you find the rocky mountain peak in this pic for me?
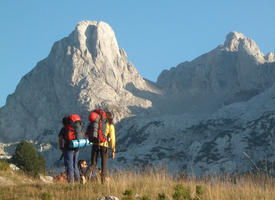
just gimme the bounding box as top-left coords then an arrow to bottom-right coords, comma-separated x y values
265,52 -> 275,62
62,20 -> 149,91
224,31 -> 246,51
46,20 -> 151,95
224,31 -> 265,62
72,20 -> 121,63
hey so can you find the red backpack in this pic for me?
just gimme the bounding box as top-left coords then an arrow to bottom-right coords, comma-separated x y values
64,114 -> 85,141
87,109 -> 107,143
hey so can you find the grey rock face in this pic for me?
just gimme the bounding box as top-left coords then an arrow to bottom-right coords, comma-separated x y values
115,86 -> 275,175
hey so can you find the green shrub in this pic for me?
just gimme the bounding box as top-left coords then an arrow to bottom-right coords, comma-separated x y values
141,195 -> 151,200
122,189 -> 134,200
123,189 -> 133,196
157,193 -> 166,200
12,140 -> 46,177
0,160 -> 9,171
172,184 -> 192,200
41,192 -> 53,200
195,185 -> 204,195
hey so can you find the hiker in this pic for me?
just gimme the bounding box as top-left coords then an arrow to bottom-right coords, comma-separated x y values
86,110 -> 116,184
78,160 -> 88,184
58,115 -> 84,183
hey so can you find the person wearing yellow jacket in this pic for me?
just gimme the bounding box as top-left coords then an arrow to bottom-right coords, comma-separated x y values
86,111 -> 116,183
101,114 -> 116,159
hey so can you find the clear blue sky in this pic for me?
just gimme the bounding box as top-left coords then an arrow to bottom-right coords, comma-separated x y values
0,0 -> 274,107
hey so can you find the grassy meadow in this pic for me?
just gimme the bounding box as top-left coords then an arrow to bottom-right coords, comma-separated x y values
0,162 -> 274,200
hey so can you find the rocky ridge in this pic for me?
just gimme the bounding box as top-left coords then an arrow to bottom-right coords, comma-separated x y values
157,31 -> 275,115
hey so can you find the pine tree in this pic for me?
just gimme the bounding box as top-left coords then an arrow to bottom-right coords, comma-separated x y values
12,140 -> 46,177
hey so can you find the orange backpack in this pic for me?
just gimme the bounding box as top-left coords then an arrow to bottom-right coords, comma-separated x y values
87,109 -> 107,143
64,114 -> 85,141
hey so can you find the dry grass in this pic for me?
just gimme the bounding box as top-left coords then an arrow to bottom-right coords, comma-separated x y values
0,168 -> 274,200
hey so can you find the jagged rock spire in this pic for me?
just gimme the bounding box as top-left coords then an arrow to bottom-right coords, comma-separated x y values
224,31 -> 265,62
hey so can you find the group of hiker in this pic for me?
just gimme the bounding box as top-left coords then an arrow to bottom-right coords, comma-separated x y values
58,109 -> 116,184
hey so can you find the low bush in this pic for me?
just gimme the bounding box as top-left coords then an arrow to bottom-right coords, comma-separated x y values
141,195 -> 151,200
195,185 -> 204,195
157,193 -> 166,200
41,192 -> 53,200
172,184 -> 192,200
122,189 -> 134,200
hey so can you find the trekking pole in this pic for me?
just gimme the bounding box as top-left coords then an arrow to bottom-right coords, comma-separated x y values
243,152 -> 260,172
59,153 -> 64,161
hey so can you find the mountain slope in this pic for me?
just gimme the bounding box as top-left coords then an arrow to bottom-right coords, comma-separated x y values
115,84 -> 275,175
157,31 -> 275,115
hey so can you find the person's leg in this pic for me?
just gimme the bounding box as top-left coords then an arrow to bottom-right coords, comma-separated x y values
91,145 -> 99,166
64,150 -> 74,183
86,145 -> 99,180
100,146 -> 108,184
73,150 -> 80,181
